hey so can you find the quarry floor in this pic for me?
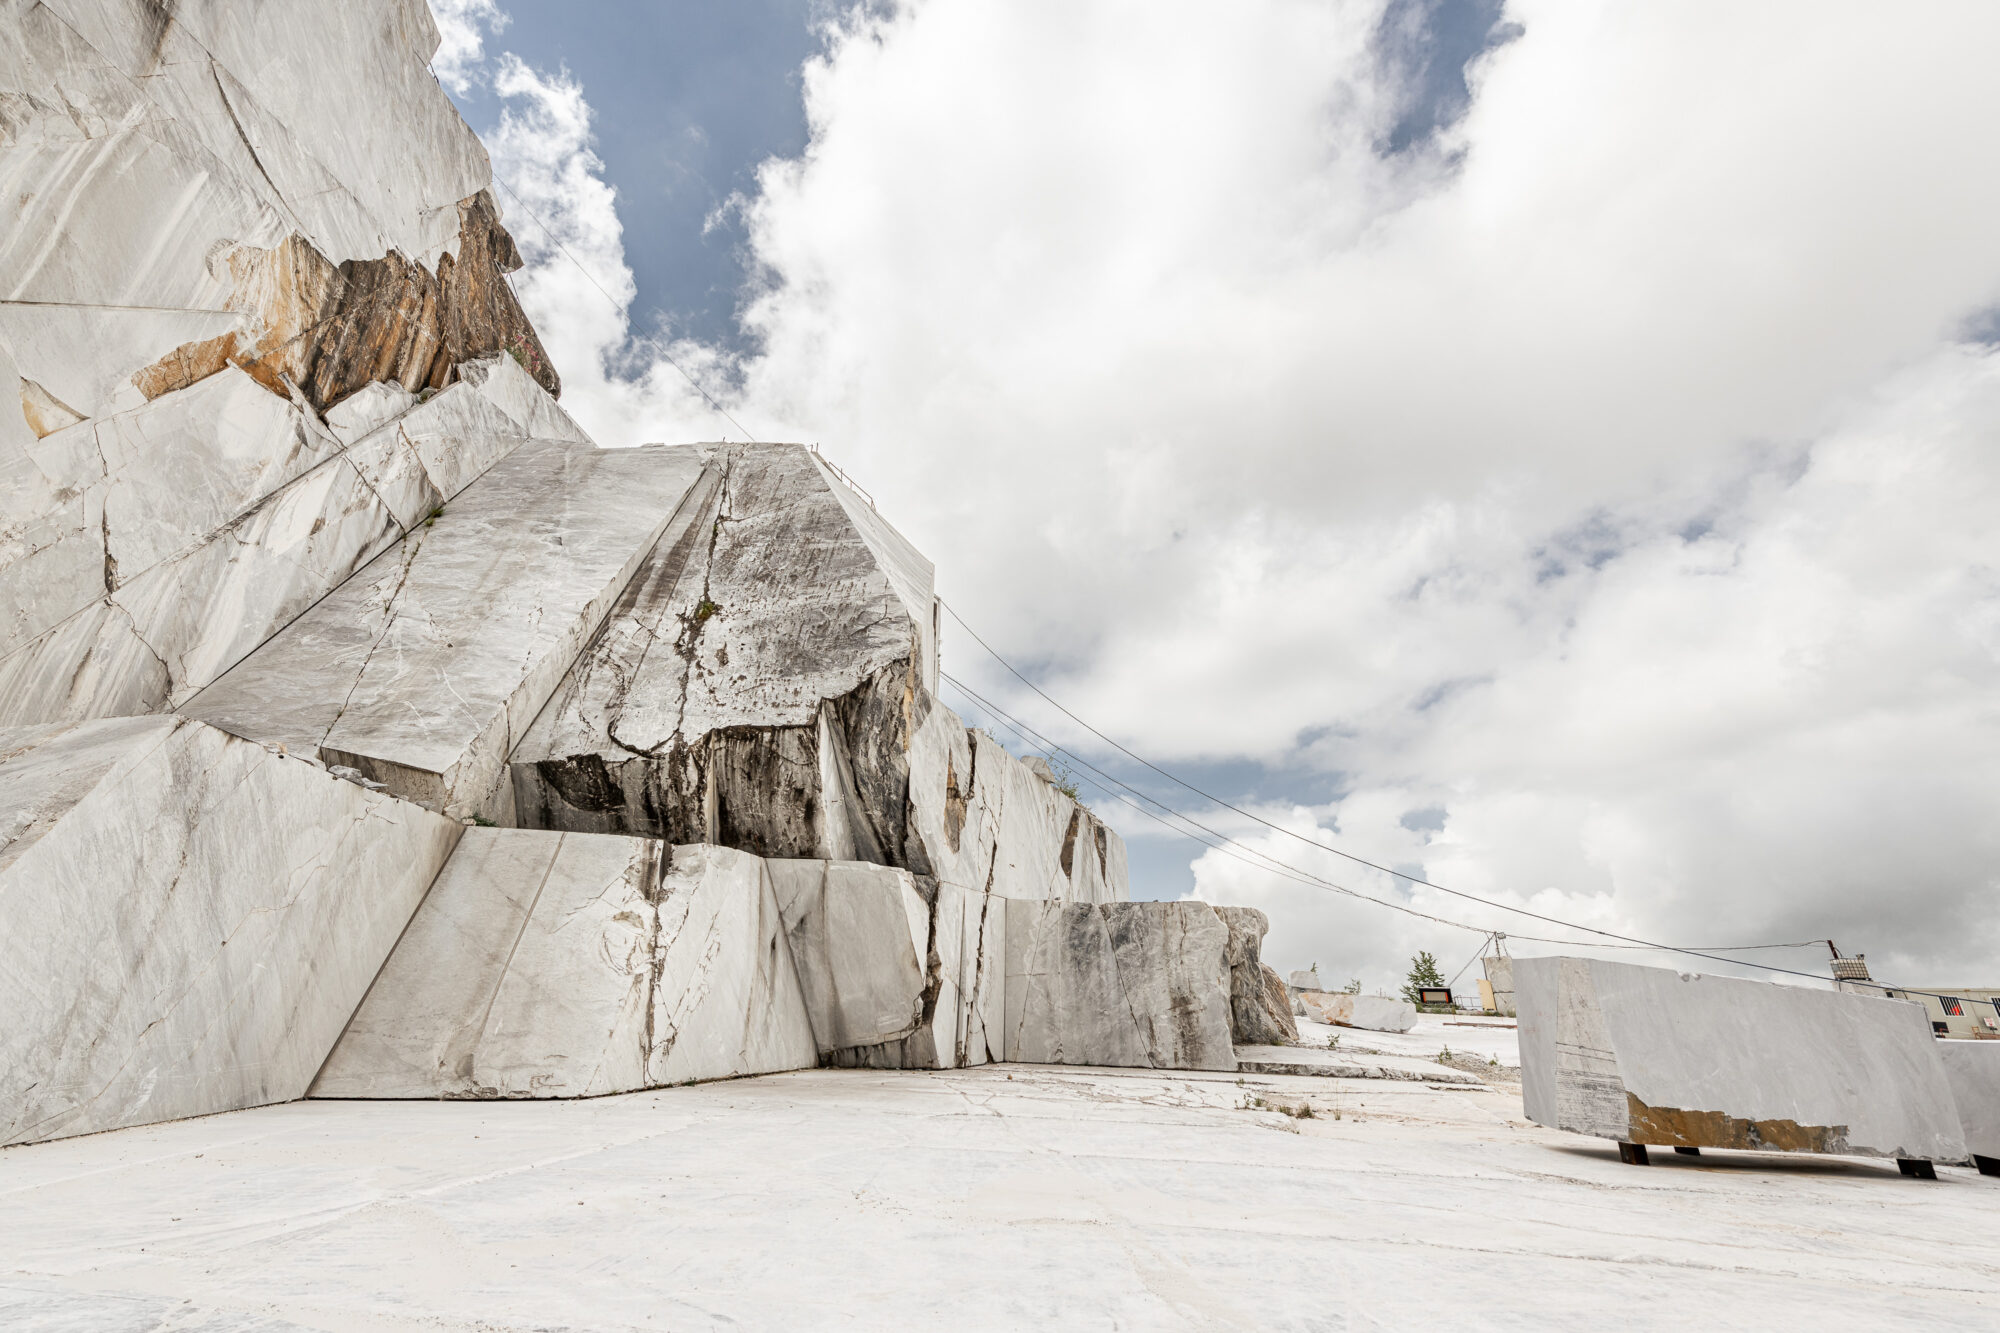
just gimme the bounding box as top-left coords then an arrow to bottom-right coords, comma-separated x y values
4,1029 -> 1997,1330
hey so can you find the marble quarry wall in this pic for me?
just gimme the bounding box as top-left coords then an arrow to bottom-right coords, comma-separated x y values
1516,957 -> 1966,1163
0,0 -> 1283,1145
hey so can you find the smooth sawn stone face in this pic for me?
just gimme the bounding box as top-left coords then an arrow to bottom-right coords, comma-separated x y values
0,715 -> 462,1146
312,833 -> 818,1100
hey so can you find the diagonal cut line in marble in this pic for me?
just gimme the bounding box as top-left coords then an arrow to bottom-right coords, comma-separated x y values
310,829 -> 817,1098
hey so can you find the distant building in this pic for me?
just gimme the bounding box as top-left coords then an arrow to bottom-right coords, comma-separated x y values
1882,987 -> 2000,1039
1826,952 -> 2000,1038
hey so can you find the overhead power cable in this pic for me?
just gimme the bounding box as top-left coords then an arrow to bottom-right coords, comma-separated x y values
489,173 -> 763,443
940,668 -> 1820,958
934,604 -> 1901,993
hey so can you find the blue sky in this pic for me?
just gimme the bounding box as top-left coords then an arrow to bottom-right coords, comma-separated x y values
435,0 -> 2000,992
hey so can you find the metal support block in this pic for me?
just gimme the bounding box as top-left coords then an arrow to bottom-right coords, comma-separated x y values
1617,1141 -> 1650,1166
1897,1158 -> 1937,1180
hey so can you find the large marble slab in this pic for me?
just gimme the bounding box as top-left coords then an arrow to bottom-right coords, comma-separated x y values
1516,956 -> 1964,1163
1936,1042 -> 2000,1172
185,439 -> 708,820
1003,901 -> 1237,1071
313,834 -> 818,1097
0,715 -> 461,1146
1297,991 -> 1418,1033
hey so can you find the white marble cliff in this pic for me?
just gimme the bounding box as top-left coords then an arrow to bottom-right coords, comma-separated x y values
0,0 -> 1297,1147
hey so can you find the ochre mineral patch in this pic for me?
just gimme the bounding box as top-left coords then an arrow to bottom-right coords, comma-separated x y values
133,191 -> 558,414
1625,1093 -> 1850,1154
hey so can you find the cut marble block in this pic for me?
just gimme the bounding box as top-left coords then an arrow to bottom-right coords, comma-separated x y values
511,442 -> 934,852
1935,1042 -> 2000,1168
1516,957 -> 1964,1162
186,439 -> 709,819
0,715 -> 461,1146
1296,992 -> 1418,1033
767,860 -> 930,1055
0,358 -> 586,727
313,834 -> 817,1098
1003,901 -> 1237,1072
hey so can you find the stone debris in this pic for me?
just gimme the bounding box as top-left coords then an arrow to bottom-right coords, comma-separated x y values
0,716 -> 460,1146
1516,956 -> 1965,1164
0,0 -> 1280,1145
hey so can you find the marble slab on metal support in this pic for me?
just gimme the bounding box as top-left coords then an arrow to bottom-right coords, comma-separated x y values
0,715 -> 461,1146
1003,901 -> 1237,1071
185,440 -> 710,820
1516,956 -> 1965,1164
312,833 -> 818,1098
1937,1042 -> 2000,1173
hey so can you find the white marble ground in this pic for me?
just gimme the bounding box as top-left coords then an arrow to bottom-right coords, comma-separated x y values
4,1062 -> 1996,1331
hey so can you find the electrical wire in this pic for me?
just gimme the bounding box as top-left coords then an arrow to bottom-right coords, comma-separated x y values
486,173 -> 1926,1001
933,619 -> 1932,996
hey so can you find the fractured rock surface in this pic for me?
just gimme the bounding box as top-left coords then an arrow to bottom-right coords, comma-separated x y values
0,353 -> 584,727
0,715 -> 461,1146
1213,906 -> 1298,1046
313,833 -> 817,1098
511,443 -> 934,852
185,439 -> 708,819
1516,956 -> 1964,1161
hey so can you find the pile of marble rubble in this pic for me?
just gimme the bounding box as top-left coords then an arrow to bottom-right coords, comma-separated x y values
0,0 -> 1297,1148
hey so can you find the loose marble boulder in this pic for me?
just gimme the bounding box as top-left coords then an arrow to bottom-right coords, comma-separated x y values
1516,956 -> 1964,1163
0,715 -> 461,1146
312,833 -> 817,1098
185,439 -> 708,820
1298,992 -> 1419,1033
1003,901 -> 1237,1071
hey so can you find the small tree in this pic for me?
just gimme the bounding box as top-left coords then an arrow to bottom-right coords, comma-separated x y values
1400,951 -> 1446,1008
